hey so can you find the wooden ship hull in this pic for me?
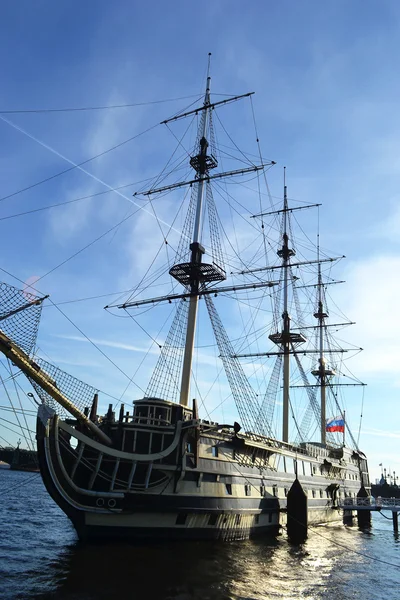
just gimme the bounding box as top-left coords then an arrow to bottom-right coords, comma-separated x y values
36,399 -> 369,542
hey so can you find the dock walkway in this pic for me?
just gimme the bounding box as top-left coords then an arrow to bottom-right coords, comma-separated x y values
339,496 -> 400,531
340,497 -> 400,512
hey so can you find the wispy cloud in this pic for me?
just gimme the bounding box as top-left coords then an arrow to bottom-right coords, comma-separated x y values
363,428 -> 400,440
54,333 -> 161,355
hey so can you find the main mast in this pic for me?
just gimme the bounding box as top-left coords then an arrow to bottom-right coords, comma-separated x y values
280,172 -> 293,441
269,170 -> 306,442
178,68 -> 213,406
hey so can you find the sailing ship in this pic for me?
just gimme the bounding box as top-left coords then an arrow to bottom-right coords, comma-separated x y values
0,64 -> 369,541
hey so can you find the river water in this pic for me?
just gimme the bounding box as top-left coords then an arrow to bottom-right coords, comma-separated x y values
0,470 -> 399,600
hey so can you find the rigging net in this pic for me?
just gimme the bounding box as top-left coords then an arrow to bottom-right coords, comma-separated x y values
256,353 -> 282,437
204,295 -> 270,439
145,299 -> 190,403
0,282 -> 43,355
28,357 -> 98,419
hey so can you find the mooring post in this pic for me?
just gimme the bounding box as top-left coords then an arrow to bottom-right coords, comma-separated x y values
393,511 -> 398,533
356,485 -> 371,528
287,478 -> 308,543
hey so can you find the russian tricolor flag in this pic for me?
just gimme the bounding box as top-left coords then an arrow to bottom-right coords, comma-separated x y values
326,416 -> 345,432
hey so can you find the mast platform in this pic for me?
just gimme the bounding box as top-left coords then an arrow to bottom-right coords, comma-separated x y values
268,331 -> 307,345
169,262 -> 226,286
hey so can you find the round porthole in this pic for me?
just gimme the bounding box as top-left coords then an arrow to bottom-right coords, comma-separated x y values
96,497 -> 105,507
108,498 -> 116,508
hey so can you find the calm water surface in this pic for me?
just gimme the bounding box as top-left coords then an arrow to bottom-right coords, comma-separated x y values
0,470 -> 399,600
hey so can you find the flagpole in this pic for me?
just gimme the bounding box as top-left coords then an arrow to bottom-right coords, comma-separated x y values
343,410 -> 346,447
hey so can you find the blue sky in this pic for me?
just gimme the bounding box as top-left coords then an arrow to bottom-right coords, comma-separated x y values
0,1 -> 399,484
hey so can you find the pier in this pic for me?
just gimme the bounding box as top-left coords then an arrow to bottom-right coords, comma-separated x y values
0,447 -> 38,471
340,497 -> 400,532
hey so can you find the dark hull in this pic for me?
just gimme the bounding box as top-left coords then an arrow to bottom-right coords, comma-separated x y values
36,403 -> 369,542
36,416 -> 280,541
74,523 -> 280,542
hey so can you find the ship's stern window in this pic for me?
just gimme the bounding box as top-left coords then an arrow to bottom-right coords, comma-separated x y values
245,484 -> 251,496
225,483 -> 232,495
212,446 -> 219,457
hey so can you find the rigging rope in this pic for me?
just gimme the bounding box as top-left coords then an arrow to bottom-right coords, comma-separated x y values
0,94 -> 202,114
145,299 -> 190,402
0,178 -> 152,222
0,472 -> 40,497
204,295 -> 262,438
0,118 -> 158,204
7,359 -> 35,451
256,354 -> 282,438
0,374 -> 33,451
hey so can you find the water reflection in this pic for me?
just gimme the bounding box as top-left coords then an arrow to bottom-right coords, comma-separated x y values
1,472 -> 398,600
31,527 -> 366,600
29,538 -> 278,600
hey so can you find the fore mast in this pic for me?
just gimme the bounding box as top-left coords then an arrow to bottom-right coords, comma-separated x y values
116,57 -> 275,421
170,63 -> 222,407
168,59 -> 225,407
